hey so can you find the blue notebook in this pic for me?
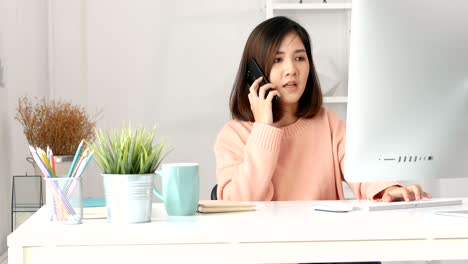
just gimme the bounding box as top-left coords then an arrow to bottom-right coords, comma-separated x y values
83,197 -> 106,208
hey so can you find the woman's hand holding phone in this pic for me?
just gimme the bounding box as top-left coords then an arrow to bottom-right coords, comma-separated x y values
248,77 -> 280,125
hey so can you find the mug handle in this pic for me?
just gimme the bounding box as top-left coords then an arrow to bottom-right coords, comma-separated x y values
153,170 -> 164,201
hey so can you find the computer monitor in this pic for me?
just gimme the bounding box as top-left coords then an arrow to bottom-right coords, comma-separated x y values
344,0 -> 468,182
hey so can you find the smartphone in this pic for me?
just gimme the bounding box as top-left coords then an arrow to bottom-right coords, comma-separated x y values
246,58 -> 279,103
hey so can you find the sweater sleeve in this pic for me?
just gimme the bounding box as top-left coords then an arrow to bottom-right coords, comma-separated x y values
328,110 -> 400,200
214,121 -> 283,201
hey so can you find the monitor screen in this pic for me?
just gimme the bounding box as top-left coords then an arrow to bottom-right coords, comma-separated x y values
344,0 -> 468,182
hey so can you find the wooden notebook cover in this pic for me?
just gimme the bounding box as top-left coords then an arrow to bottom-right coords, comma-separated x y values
198,200 -> 256,213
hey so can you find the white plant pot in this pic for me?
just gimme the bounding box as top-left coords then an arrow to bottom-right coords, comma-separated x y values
102,173 -> 154,224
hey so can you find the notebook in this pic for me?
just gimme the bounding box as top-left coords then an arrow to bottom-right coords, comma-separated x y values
198,200 -> 256,213
83,197 -> 106,208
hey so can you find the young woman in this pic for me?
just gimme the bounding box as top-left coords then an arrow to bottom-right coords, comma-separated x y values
214,16 -> 431,203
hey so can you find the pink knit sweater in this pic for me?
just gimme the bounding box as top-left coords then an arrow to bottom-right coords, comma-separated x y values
214,108 -> 398,201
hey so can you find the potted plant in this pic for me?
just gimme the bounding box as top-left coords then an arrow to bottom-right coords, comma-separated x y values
15,96 -> 97,175
87,125 -> 171,223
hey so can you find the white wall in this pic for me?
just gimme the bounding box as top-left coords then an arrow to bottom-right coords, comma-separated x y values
0,40 -> 9,258
0,91 -> 9,258
49,0 -> 267,199
0,0 -> 7,254
0,0 -> 49,256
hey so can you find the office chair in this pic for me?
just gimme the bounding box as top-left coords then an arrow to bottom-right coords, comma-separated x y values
211,184 -> 218,200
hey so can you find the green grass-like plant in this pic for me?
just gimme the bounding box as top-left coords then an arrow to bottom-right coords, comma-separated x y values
87,125 -> 171,174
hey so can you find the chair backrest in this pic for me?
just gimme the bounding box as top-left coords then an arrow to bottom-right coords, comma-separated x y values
211,184 -> 218,200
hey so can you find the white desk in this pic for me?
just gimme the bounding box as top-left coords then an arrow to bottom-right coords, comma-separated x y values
8,199 -> 468,264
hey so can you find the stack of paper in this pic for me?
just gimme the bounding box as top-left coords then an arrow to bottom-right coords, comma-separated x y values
198,200 -> 256,213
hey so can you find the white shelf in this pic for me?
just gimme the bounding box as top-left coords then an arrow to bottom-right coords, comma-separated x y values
272,3 -> 352,10
323,96 -> 347,103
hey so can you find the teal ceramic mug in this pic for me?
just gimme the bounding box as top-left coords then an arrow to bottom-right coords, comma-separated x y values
153,163 -> 200,216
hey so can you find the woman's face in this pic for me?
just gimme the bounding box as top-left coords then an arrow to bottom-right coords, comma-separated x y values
269,33 -> 310,107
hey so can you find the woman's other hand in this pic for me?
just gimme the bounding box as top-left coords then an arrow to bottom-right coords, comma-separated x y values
248,77 -> 280,125
380,185 -> 432,202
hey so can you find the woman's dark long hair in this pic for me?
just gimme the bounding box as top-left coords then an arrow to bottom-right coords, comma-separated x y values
230,16 -> 322,122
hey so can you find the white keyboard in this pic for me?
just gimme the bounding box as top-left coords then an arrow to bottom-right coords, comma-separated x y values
366,198 -> 463,211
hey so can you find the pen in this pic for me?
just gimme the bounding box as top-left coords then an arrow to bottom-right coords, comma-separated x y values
67,140 -> 83,177
29,146 -> 52,178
